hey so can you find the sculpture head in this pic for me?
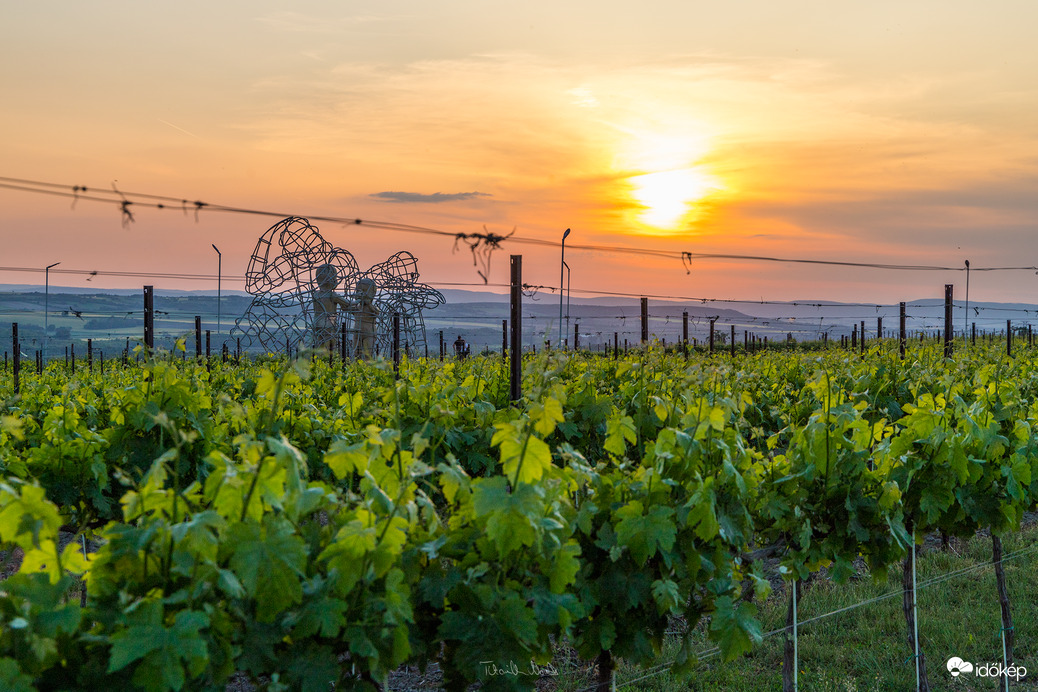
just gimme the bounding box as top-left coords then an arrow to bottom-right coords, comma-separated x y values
355,277 -> 377,303
315,263 -> 339,291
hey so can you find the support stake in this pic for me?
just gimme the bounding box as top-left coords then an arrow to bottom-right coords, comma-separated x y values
12,323 -> 19,395
509,255 -> 522,402
900,302 -> 907,359
143,285 -> 154,350
195,316 -> 202,361
393,312 -> 401,377
640,297 -> 648,344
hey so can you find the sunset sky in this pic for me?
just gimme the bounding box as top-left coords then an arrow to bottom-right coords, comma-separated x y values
3,1 -> 1038,304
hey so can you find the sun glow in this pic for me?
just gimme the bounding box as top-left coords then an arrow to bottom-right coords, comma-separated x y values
616,127 -> 723,231
630,168 -> 718,228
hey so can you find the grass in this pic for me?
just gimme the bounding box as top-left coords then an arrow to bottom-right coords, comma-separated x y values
549,524 -> 1038,691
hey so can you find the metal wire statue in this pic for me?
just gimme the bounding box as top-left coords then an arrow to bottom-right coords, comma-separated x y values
233,216 -> 444,358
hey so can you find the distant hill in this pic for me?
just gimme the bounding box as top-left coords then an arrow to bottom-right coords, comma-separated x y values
2,284 -> 1033,352
0,284 -> 251,297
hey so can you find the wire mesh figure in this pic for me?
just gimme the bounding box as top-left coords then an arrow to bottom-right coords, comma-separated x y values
343,277 -> 378,359
233,217 -> 444,357
361,251 -> 445,358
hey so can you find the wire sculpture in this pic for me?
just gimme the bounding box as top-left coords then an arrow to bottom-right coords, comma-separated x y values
233,216 -> 444,358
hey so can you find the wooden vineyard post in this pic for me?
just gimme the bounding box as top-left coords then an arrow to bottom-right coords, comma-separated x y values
851,323 -> 857,349
509,255 -> 522,402
236,337 -> 241,363
574,322 -> 580,351
195,317 -> 202,361
614,332 -> 619,360
730,324 -> 735,358
640,297 -> 648,344
943,284 -> 953,358
682,311 -> 689,358
709,318 -> 716,354
971,322 -> 976,347
860,320 -> 865,356
206,330 -> 212,362
1007,320 -> 1012,357
392,312 -> 401,377
877,316 -> 883,342
595,650 -> 615,692
439,330 -> 445,361
12,323 -> 19,395
502,319 -> 508,359
143,285 -> 155,350
900,302 -> 907,359
87,339 -> 93,373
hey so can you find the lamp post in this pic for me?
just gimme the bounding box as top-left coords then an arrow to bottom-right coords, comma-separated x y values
44,262 -> 60,362
212,244 -> 222,341
563,260 -> 571,348
559,228 -> 570,348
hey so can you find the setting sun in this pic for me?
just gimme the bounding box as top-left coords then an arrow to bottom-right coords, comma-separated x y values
613,125 -> 723,231
630,167 -> 718,228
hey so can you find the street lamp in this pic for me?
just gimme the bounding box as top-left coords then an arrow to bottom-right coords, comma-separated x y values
44,262 -> 60,362
563,260 -> 571,348
559,228 -> 570,348
212,244 -> 222,341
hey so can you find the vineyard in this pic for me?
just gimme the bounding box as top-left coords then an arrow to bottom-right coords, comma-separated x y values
1,338 -> 1036,691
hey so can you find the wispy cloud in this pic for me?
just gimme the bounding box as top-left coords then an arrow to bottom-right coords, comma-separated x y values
157,119 -> 200,139
370,191 -> 492,204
